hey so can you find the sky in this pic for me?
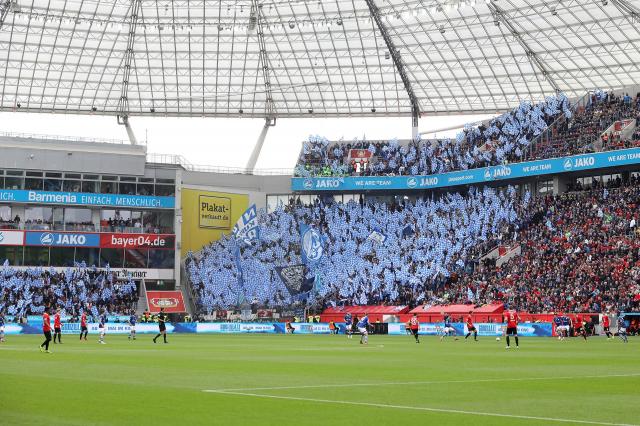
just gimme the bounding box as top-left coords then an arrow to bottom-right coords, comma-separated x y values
0,111 -> 495,171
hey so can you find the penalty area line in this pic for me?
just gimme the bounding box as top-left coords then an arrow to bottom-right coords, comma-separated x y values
204,390 -> 637,426
202,372 -> 640,393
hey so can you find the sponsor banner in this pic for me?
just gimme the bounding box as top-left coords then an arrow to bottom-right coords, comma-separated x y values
0,230 -> 24,245
7,266 -> 175,280
388,322 -> 553,337
388,322 -> 465,336
25,231 -> 100,247
181,189 -> 249,253
5,322 -> 553,336
292,147 -> 640,192
198,194 -> 231,229
100,233 -> 175,249
465,322 -> 554,337
0,189 -> 174,208
146,291 -> 186,313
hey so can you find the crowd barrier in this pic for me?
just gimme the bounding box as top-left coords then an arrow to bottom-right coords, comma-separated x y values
5,321 -> 554,336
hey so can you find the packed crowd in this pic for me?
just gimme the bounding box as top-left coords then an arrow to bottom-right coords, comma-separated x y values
430,178 -> 640,314
0,264 -> 138,318
532,91 -> 640,159
294,93 -> 572,177
187,186 -> 524,313
294,91 -> 640,179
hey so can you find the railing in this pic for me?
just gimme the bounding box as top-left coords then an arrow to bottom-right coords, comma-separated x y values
146,152 -> 292,175
0,131 -> 136,146
524,91 -> 593,162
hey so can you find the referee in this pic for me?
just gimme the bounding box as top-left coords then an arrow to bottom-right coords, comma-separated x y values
152,308 -> 168,344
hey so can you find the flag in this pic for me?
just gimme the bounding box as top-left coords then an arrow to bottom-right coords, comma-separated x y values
368,229 -> 387,244
275,265 -> 312,295
233,204 -> 261,244
233,240 -> 244,288
299,223 -> 325,265
467,287 -> 475,302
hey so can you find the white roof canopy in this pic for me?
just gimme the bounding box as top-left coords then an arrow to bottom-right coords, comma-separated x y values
0,0 -> 639,118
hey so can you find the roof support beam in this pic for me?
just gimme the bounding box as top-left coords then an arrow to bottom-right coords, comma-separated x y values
252,0 -> 276,119
116,0 -> 142,144
246,117 -> 276,172
488,2 -> 560,93
0,0 -> 12,30
609,0 -> 640,21
363,0 -> 420,135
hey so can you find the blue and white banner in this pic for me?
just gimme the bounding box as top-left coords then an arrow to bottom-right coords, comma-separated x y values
367,229 -> 387,244
4,321 -> 553,336
299,224 -> 325,265
25,231 -> 100,247
232,204 -> 260,244
292,147 -> 640,192
388,322 -> 466,336
0,189 -> 174,209
388,322 -> 553,337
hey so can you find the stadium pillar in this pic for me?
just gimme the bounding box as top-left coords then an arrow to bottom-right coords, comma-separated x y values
174,169 -> 183,289
411,106 -> 419,140
246,117 -> 275,173
117,115 -> 139,145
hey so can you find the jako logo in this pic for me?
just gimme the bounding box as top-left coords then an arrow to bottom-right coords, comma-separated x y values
492,166 -> 512,178
572,156 -> 595,168
418,177 -> 439,186
40,233 -> 87,246
315,179 -> 343,189
303,179 -> 314,189
484,168 -> 492,180
0,232 -> 4,243
563,159 -> 573,170
40,233 -> 54,245
406,177 -> 417,188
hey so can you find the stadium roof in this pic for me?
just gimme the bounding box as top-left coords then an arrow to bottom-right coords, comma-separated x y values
0,0 -> 639,119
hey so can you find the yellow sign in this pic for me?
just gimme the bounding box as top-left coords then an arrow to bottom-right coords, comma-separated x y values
181,189 -> 249,253
198,195 -> 231,229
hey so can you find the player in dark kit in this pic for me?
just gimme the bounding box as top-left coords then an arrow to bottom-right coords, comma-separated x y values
53,308 -> 62,344
128,311 -> 137,340
153,308 -> 168,344
79,310 -> 88,341
0,311 -> 6,343
503,309 -> 520,349
465,314 -> 478,341
40,308 -> 52,353
409,314 -> 420,343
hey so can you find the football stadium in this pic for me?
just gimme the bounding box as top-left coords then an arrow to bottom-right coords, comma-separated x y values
1,0 -> 640,425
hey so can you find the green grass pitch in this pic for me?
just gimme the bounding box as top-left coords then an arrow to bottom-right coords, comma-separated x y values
0,334 -> 638,426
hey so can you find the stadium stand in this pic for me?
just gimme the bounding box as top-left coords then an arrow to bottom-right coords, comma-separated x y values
187,186 -> 524,312
293,91 -> 640,178
188,175 -> 640,315
0,265 -> 138,318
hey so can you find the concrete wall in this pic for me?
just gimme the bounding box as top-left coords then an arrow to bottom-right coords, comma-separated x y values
0,136 -> 147,175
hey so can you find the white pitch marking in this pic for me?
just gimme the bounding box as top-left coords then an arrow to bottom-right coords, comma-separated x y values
203,372 -> 640,393
204,390 -> 637,426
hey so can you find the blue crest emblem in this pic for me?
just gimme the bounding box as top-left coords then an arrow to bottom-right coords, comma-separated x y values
301,227 -> 323,262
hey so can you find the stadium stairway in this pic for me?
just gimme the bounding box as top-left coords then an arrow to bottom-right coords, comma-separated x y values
136,280 -> 149,316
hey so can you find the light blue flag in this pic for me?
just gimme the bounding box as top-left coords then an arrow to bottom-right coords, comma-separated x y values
299,223 -> 324,265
